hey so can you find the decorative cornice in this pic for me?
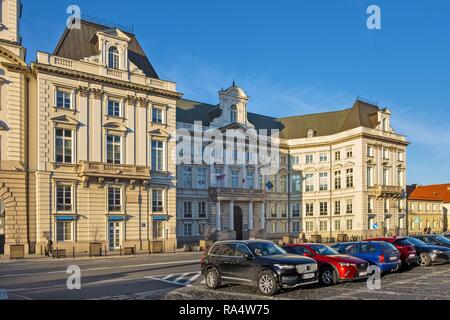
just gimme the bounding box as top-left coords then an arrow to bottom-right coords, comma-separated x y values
31,62 -> 183,100
91,88 -> 104,100
78,86 -> 91,97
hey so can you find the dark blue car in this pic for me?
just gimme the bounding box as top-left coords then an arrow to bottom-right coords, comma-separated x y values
331,241 -> 401,273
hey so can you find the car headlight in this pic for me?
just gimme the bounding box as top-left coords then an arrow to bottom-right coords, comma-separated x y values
274,264 -> 296,270
338,262 -> 353,267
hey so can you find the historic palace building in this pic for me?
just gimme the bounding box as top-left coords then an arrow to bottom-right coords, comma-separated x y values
176,88 -> 410,246
0,0 -> 412,256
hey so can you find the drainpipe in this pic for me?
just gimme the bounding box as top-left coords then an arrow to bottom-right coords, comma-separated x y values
25,75 -> 31,252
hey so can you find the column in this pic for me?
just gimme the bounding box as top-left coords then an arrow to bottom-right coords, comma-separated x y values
216,201 -> 221,231
260,202 -> 266,230
229,201 -> 234,230
248,201 -> 254,230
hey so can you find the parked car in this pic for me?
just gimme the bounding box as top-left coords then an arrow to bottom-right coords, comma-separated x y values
201,240 -> 319,296
365,237 -> 419,267
444,233 -> 450,240
283,243 -> 369,286
412,235 -> 450,248
331,241 -> 401,273
404,237 -> 450,267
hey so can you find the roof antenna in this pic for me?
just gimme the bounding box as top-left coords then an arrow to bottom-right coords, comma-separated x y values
232,78 -> 236,87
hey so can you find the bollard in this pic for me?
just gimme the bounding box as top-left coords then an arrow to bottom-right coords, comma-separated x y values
120,245 -> 122,256
104,245 -> 107,256
73,247 -> 75,259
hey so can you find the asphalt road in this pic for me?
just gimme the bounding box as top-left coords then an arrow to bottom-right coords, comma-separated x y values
0,254 -> 448,300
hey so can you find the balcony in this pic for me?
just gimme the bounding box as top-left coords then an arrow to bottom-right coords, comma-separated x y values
209,187 -> 266,202
77,161 -> 150,180
369,185 -> 403,197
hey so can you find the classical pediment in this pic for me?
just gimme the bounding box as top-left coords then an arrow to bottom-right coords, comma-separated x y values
104,122 -> 129,133
343,161 -> 355,168
50,115 -> 80,127
99,28 -> 132,42
148,128 -> 171,138
302,167 -> 316,173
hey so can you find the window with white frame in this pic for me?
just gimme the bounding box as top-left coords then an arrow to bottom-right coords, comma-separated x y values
292,174 -> 301,192
153,221 -> 163,239
106,134 -> 121,164
335,151 -> 341,161
183,201 -> 192,218
368,197 -> 374,213
56,220 -> 73,242
108,46 -> 120,69
215,167 -> 225,187
151,140 -> 165,171
305,154 -> 313,164
270,222 -> 277,234
384,198 -> 389,214
230,105 -> 238,123
305,203 -> 314,216
319,153 -> 328,162
198,202 -> 206,218
292,203 -> 300,217
335,220 -> 341,231
108,187 -> 122,212
320,202 -> 328,216
383,147 -> 389,160
346,148 -> 353,159
56,184 -> 73,212
56,89 -> 72,109
292,222 -> 300,233
291,155 -> 300,166
346,168 -> 354,188
398,150 -> 404,162
183,223 -> 192,237
107,99 -> 121,117
346,199 -> 353,214
305,221 -> 314,232
346,219 -> 353,231
281,204 -> 287,218
367,166 -> 374,187
55,128 -> 73,164
319,221 -> 327,231
231,169 -> 240,189
383,167 -> 389,186
280,175 -> 287,193
334,171 -> 341,189
305,173 -> 314,192
270,203 -> 277,218
246,171 -> 254,189
182,167 -> 192,188
196,167 -> 207,189
334,201 -> 341,215
152,190 -> 164,212
319,172 -> 328,191
397,169 -> 403,187
152,107 -> 164,124
367,145 -> 374,157
198,223 -> 206,236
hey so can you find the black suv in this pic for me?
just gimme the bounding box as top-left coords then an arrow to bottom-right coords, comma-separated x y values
201,240 -> 318,296
405,237 -> 450,266
412,235 -> 450,248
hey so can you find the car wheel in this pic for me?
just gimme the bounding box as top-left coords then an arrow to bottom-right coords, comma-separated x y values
204,268 -> 221,290
321,267 -> 337,286
257,270 -> 279,296
418,253 -> 432,267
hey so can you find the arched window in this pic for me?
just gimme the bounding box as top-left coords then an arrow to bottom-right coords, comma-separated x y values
382,118 -> 387,131
108,46 -> 120,69
230,105 -> 238,123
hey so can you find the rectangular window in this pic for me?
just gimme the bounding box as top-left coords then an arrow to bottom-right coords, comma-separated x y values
292,174 -> 301,192
367,145 -> 374,157
305,221 -> 314,232
183,201 -> 192,218
334,220 -> 341,231
108,99 -> 121,117
55,129 -> 73,163
270,222 -> 277,234
346,148 -> 353,159
320,202 -> 328,216
198,223 -> 206,236
106,135 -> 121,164
153,221 -> 163,238
319,172 -> 328,191
383,168 -> 389,186
56,220 -> 72,242
346,219 -> 353,231
292,222 -> 300,233
196,167 -> 207,189
183,224 -> 192,237
305,154 -> 313,164
334,201 -> 341,215
320,221 -> 328,232
231,170 -> 240,189
305,173 -> 314,192
383,148 -> 389,160
292,203 -> 300,217
334,171 -> 341,190
281,204 -> 287,218
108,187 -> 121,212
215,167 -> 225,188
182,167 -> 192,188
151,140 -> 164,171
320,153 -> 328,162
335,151 -> 341,161
56,90 -> 72,109
198,202 -> 207,218
56,185 -> 72,212
291,156 -> 300,166
152,107 -> 164,124
152,190 -> 163,212
306,203 -> 314,217
346,199 -> 353,214
384,199 -> 389,214
270,204 -> 277,218
397,170 -> 403,187
368,197 -> 374,214
367,167 -> 374,187
346,169 -> 354,188
280,176 -> 287,193
398,151 -> 404,162
246,171 -> 254,189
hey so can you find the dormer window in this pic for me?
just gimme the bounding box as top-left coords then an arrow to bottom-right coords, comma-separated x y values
307,129 -> 315,138
108,46 -> 120,69
230,105 -> 238,123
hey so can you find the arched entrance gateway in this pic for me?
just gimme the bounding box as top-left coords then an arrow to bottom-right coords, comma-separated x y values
233,206 -> 243,240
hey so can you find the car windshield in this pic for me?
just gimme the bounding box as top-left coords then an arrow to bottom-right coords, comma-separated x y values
309,245 -> 339,256
435,236 -> 450,245
248,242 -> 286,257
379,242 -> 398,252
406,237 -> 427,246
394,239 -> 411,246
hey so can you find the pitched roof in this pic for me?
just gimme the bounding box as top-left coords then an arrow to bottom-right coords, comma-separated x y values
407,184 -> 450,203
176,99 -> 380,139
53,20 -> 159,79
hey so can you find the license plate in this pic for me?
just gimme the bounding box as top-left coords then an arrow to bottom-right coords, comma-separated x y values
359,271 -> 368,277
390,256 -> 397,261
303,273 -> 315,279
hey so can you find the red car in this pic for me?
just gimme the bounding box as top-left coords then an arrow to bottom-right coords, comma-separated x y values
283,243 -> 369,286
365,237 -> 419,267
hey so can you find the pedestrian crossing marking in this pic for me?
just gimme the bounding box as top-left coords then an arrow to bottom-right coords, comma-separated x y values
145,272 -> 202,287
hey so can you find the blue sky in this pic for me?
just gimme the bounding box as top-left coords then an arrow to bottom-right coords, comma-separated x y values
21,0 -> 450,184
